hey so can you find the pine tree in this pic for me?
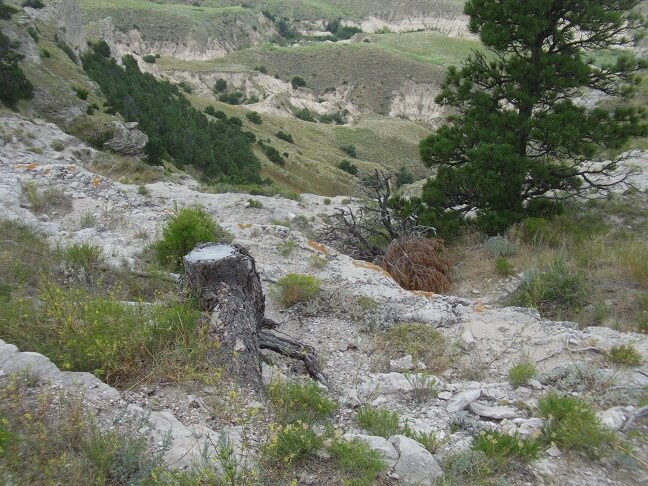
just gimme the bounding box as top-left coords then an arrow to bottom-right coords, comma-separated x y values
419,0 -> 648,234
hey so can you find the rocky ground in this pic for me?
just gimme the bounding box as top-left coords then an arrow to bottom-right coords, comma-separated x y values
1,113 -> 648,484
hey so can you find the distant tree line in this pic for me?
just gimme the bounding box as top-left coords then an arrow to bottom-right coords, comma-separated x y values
82,41 -> 261,183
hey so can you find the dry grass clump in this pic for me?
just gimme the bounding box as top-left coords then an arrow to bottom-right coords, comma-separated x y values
373,322 -> 456,374
382,237 -> 451,293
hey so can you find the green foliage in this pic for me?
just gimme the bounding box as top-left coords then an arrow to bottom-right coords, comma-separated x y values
0,31 -> 33,109
72,86 -> 89,100
341,144 -> 358,158
0,381 -> 170,485
142,54 -> 156,63
265,422 -> 322,465
443,450 -> 494,484
495,257 -> 514,276
471,431 -> 539,471
275,130 -> 294,143
26,27 -> 38,42
64,243 -> 105,274
79,212 -> 97,229
277,18 -> 298,39
337,159 -> 358,176
308,254 -> 328,269
82,52 -> 260,183
245,110 -> 262,124
137,184 -> 150,196
419,0 -> 648,235
258,141 -> 284,165
319,111 -> 346,124
538,393 -> 615,457
511,259 -> 589,318
607,344 -> 643,366
403,429 -> 443,454
290,76 -> 306,89
273,273 -> 320,307
247,198 -> 263,209
276,238 -> 298,257
88,39 -> 110,58
21,181 -> 71,214
55,36 -> 77,63
219,91 -> 245,104
356,406 -> 400,438
328,438 -> 385,485
214,78 -> 227,92
0,283 -> 203,385
294,108 -> 316,122
323,197 -> 331,205
395,166 -> 415,187
153,206 -> 226,271
267,379 -> 336,424
254,64 -> 267,73
374,322 -> 454,374
508,360 -> 536,388
0,1 -> 17,19
22,0 -> 44,8
325,18 -> 363,40
484,235 -> 519,258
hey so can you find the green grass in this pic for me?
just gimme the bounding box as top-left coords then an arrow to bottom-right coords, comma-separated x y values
272,273 -> 321,308
508,361 -> 536,388
355,406 -> 400,439
267,379 -> 337,424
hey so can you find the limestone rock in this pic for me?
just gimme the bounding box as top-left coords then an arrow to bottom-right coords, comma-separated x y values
469,401 -> 519,420
446,388 -> 481,412
597,407 -> 626,430
390,354 -> 415,372
389,435 -> 443,485
358,372 -> 413,399
460,329 -> 475,351
344,433 -> 399,468
104,121 -> 148,156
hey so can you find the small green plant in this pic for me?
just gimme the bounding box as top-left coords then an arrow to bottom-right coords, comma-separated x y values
276,130 -> 294,143
21,181 -> 72,214
137,184 -> 149,196
471,430 -> 539,470
276,238 -> 298,257
273,274 -> 320,307
64,243 -> 105,273
508,360 -> 536,388
485,235 -> 519,257
22,0 -> 45,7
328,438 -> 386,485
495,257 -> 514,276
79,212 -> 96,229
142,54 -> 156,63
323,197 -> 331,205
27,26 -> 38,42
153,206 -> 228,271
213,78 -> 227,92
247,198 -> 263,209
443,450 -> 494,484
254,65 -> 267,73
72,86 -> 88,100
374,322 -> 455,373
511,259 -> 588,318
294,108 -> 316,122
402,428 -> 444,454
538,393 -> 615,457
267,379 -> 336,424
308,254 -> 328,269
265,422 -> 323,465
40,48 -> 50,58
356,296 -> 378,310
355,406 -> 400,438
50,141 -> 65,151
245,111 -> 262,124
404,372 -> 440,403
337,159 -> 358,176
340,144 -> 357,158
607,344 -> 643,366
291,76 -> 306,89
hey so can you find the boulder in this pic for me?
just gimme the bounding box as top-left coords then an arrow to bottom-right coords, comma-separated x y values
104,121 -> 148,156
446,388 -> 481,412
343,433 -> 399,468
389,435 -> 443,485
469,401 -> 519,420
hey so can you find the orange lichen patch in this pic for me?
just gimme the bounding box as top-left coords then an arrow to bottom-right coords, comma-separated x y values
16,163 -> 40,171
352,260 -> 393,278
90,177 -> 101,188
238,223 -> 253,229
411,290 -> 436,298
306,240 -> 329,254
473,302 -> 485,313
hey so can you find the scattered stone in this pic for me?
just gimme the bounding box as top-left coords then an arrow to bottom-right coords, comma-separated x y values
528,379 -> 543,390
447,388 -> 481,412
515,386 -> 533,400
389,435 -> 444,485
437,391 -> 453,400
546,446 -> 562,458
358,373 -> 413,399
460,329 -> 476,351
469,401 -> 519,420
597,407 -> 626,430
390,354 -> 415,372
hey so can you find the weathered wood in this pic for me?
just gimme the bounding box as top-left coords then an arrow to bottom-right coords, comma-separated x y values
184,243 -> 326,390
259,331 -> 328,386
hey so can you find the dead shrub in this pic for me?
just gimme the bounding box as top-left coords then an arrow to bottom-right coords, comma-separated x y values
382,237 -> 451,293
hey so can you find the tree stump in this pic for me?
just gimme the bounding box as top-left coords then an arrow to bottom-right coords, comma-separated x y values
184,243 -> 327,390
